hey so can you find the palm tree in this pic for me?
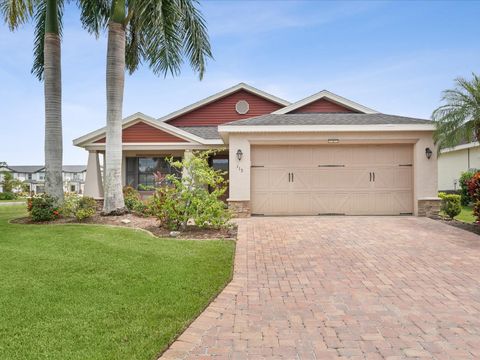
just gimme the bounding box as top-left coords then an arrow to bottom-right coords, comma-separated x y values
1,0 -> 64,201
81,0 -> 212,214
433,73 -> 480,150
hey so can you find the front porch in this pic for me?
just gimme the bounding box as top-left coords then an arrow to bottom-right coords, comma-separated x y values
84,149 -> 229,199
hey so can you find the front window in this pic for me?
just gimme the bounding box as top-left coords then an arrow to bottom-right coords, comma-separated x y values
126,157 -> 181,190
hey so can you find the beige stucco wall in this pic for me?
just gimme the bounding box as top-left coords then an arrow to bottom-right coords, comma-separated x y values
438,146 -> 480,191
227,130 -> 437,215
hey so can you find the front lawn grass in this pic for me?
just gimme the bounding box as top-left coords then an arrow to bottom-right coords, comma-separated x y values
0,205 -> 235,360
456,205 -> 475,223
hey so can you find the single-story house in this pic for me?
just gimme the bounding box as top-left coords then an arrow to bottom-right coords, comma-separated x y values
438,140 -> 479,191
74,83 -> 439,217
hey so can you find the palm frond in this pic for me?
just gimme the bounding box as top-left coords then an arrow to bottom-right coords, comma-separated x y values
177,0 -> 212,80
77,0 -> 109,37
31,0 -> 63,80
123,0 -> 212,78
0,0 -> 34,30
432,73 -> 480,150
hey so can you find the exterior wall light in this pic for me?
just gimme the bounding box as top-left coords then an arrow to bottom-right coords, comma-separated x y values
425,147 -> 433,159
236,149 -> 243,161
328,139 -> 340,143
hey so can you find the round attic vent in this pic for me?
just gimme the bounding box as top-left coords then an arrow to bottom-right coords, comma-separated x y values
235,100 -> 250,114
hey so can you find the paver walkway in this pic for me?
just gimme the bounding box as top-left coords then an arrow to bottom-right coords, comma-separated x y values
161,217 -> 480,359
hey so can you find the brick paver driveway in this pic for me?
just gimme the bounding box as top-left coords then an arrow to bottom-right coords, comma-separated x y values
161,217 -> 480,359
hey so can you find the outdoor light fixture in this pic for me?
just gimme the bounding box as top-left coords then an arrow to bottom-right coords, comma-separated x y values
425,147 -> 433,159
236,149 -> 243,161
328,139 -> 340,143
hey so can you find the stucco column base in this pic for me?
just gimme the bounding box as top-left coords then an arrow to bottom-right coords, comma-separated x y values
228,200 -> 251,218
418,197 -> 441,219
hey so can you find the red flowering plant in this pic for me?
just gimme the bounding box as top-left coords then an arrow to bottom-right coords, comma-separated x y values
467,172 -> 480,222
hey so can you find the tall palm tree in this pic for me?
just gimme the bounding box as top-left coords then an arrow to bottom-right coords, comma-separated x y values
433,73 -> 480,150
1,0 -> 64,201
81,0 -> 212,214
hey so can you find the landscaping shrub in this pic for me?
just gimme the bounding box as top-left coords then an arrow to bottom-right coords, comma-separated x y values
440,194 -> 462,219
59,193 -> 97,220
75,196 -> 97,220
154,150 -> 231,230
123,186 -> 149,215
60,193 -> 81,217
0,192 -> 16,200
468,172 -> 480,222
459,170 -> 476,205
29,194 -> 59,222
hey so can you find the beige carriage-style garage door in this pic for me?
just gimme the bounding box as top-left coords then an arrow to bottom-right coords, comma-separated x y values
251,144 -> 413,215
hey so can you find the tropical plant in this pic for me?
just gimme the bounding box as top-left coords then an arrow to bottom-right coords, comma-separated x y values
433,73 -> 480,150
1,0 -> 64,202
154,150 -> 231,230
459,170 -> 476,206
468,173 -> 480,222
79,0 -> 212,214
440,194 -> 462,219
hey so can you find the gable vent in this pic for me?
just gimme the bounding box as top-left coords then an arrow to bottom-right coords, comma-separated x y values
235,100 -> 250,114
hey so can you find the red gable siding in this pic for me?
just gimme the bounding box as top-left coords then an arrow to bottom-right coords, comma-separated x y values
95,121 -> 187,143
167,89 -> 285,126
289,98 -> 358,113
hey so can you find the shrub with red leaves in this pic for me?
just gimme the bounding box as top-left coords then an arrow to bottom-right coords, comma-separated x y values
467,173 -> 480,222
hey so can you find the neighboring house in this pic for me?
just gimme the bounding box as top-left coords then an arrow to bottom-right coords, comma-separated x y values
74,83 -> 438,217
0,165 -> 87,194
438,141 -> 480,191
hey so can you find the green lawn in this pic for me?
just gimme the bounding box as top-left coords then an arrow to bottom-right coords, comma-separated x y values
0,205 -> 235,360
0,199 -> 25,202
456,205 -> 475,223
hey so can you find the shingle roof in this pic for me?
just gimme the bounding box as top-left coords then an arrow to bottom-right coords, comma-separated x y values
62,165 -> 87,173
7,165 -> 44,173
5,165 -> 86,173
178,126 -> 221,139
222,113 -> 433,126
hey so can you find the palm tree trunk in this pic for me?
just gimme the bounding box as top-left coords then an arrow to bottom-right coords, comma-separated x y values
103,17 -> 126,214
44,0 -> 63,202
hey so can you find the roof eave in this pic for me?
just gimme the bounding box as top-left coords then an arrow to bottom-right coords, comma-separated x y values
218,124 -> 436,134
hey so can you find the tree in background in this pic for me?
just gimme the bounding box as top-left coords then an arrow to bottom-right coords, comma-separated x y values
1,0 -> 64,202
433,73 -> 480,150
79,0 -> 212,214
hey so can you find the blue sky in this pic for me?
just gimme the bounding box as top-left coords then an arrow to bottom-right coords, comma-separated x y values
1,0 -> 479,165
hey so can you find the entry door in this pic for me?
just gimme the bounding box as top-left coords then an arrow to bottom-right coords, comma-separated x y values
250,145 -> 413,215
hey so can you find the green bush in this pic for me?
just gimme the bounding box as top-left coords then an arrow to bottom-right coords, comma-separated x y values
123,186 -> 149,215
459,170 -> 476,206
0,192 -> 16,200
154,150 -> 231,230
59,194 -> 97,221
441,194 -> 462,219
75,196 -> 97,221
60,193 -> 81,217
29,194 -> 59,222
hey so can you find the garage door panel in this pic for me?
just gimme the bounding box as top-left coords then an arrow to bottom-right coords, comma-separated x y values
252,168 -> 289,190
250,145 -> 413,216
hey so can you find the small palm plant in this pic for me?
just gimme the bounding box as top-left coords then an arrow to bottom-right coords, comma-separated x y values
432,73 -> 480,150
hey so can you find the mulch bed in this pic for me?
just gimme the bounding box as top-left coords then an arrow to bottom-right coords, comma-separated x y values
438,217 -> 480,236
11,213 -> 237,240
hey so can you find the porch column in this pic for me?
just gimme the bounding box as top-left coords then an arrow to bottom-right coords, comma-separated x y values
84,151 -> 104,199
182,150 -> 193,180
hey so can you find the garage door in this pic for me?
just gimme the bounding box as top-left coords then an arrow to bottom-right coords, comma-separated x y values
251,145 -> 413,215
